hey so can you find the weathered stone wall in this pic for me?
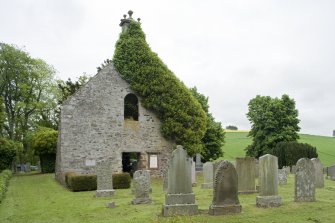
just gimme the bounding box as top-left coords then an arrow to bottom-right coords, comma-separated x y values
55,63 -> 175,185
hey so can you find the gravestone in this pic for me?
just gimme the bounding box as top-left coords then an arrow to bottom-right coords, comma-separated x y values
191,160 -> 197,187
255,159 -> 259,178
96,161 -> 115,197
291,165 -> 297,174
132,170 -> 152,204
162,146 -> 198,216
236,157 -> 257,194
278,169 -> 287,185
163,167 -> 168,191
195,153 -> 203,171
201,162 -> 213,189
208,160 -> 242,215
283,166 -> 290,175
327,165 -> 335,180
256,154 -> 281,208
295,158 -> 316,202
311,158 -> 324,188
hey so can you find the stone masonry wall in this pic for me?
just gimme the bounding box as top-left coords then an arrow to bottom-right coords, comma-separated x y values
55,63 -> 175,185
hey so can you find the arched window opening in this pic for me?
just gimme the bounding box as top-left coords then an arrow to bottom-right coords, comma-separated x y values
124,93 -> 139,121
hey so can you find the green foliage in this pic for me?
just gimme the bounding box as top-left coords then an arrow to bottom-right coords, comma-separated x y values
113,173 -> 131,189
0,97 -> 4,134
97,59 -> 112,72
271,142 -> 318,168
66,173 -> 97,191
57,75 -> 90,105
246,94 -> 300,158
190,87 -> 225,161
31,128 -> 58,156
226,125 -> 238,130
39,154 -> 56,173
0,138 -> 16,171
113,21 -> 206,155
0,169 -> 12,203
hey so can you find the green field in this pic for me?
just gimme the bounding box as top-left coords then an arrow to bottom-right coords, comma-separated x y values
223,132 -> 335,166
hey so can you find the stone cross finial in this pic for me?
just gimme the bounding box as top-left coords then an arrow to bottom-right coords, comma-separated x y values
128,10 -> 133,18
120,10 -> 139,33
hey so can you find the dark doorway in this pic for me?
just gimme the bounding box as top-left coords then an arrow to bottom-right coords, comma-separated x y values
122,152 -> 140,177
124,93 -> 139,121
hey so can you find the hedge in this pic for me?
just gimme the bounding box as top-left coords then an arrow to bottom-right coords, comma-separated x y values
271,141 -> 318,168
113,173 -> 131,189
0,170 -> 12,203
65,172 -> 131,191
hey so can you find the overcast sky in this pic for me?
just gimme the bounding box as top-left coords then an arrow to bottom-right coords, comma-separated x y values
1,0 -> 335,136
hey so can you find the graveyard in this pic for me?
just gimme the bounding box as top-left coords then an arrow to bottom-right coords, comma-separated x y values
1,133 -> 335,223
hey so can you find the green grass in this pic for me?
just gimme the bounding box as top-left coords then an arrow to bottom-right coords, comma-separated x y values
1,173 -> 335,223
223,132 -> 335,166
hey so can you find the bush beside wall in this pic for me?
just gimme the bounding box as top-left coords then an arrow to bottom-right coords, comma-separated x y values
0,170 -> 12,203
113,173 -> 131,189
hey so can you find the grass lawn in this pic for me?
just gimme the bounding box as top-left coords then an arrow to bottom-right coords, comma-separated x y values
1,173 -> 335,223
223,132 -> 335,166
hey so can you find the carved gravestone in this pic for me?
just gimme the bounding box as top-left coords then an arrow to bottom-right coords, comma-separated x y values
208,160 -> 242,215
295,158 -> 316,202
201,162 -> 213,189
255,159 -> 259,178
327,165 -> 335,180
163,166 -> 168,192
96,161 -> 115,197
213,161 -> 221,182
191,160 -> 197,187
162,146 -> 198,216
132,170 -> 151,204
278,169 -> 287,185
291,165 -> 297,174
283,166 -> 290,175
236,157 -> 257,194
311,158 -> 324,188
195,153 -> 203,171
256,154 -> 281,208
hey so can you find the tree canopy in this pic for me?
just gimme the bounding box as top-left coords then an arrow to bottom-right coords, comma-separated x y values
113,20 -> 207,155
246,94 -> 300,158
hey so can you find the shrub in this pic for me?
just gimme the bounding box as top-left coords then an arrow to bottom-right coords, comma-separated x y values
113,173 -> 131,189
66,173 -> 97,191
31,128 -> 58,173
0,138 -> 16,172
271,142 -> 318,168
0,170 -> 12,203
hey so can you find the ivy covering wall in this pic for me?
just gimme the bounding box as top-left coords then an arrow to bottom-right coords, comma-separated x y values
113,21 -> 207,155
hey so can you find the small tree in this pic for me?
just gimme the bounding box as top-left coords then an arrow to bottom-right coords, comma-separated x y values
0,137 -> 16,171
190,87 -> 225,161
226,125 -> 238,130
246,94 -> 300,158
31,128 -> 58,173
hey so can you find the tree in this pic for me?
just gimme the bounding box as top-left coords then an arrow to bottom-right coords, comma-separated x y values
113,20 -> 207,155
57,75 -> 90,105
226,125 -> 238,130
0,43 -> 56,152
0,97 -> 4,135
190,87 -> 225,161
31,127 -> 58,173
246,94 -> 300,158
0,137 -> 16,171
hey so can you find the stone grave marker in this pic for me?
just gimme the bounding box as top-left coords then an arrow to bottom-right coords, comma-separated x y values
283,166 -> 290,175
255,159 -> 259,178
201,162 -> 213,189
291,165 -> 297,174
208,160 -> 242,215
295,158 -> 316,202
327,165 -> 335,180
162,145 -> 198,216
195,153 -> 203,171
256,154 -> 281,208
278,169 -> 287,185
96,161 -> 115,197
191,160 -> 197,187
162,166 -> 168,192
236,157 -> 257,194
132,170 -> 152,204
311,158 -> 324,188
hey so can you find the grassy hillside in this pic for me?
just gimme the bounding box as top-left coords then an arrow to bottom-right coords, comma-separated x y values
223,131 -> 335,166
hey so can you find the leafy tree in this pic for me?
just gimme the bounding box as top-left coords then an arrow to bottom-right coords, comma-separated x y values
271,142 -> 318,168
0,43 -> 56,151
57,75 -> 90,105
190,87 -> 225,161
31,127 -> 58,173
0,97 -> 4,135
113,20 -> 206,155
226,125 -> 238,130
246,94 -> 300,158
0,137 -> 16,171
